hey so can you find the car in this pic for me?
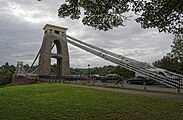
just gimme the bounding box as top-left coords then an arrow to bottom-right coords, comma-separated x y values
90,74 -> 101,80
104,74 -> 121,80
126,76 -> 155,85
100,74 -> 121,83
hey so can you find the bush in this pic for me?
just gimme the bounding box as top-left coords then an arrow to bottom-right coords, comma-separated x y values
0,69 -> 13,86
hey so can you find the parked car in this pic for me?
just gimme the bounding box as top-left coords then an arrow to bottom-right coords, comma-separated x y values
126,76 -> 155,85
105,74 -> 121,80
101,74 -> 121,83
90,74 -> 101,80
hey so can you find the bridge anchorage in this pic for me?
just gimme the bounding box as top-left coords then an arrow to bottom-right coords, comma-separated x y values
12,24 -> 183,92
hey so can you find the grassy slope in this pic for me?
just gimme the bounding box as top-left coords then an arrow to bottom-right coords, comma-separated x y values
0,83 -> 182,120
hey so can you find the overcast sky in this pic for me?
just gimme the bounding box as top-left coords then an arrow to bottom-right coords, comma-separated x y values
0,0 -> 173,68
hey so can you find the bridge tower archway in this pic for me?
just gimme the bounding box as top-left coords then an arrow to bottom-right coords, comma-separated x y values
38,24 -> 70,76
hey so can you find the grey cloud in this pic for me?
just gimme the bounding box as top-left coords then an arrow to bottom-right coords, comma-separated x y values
0,0 -> 173,68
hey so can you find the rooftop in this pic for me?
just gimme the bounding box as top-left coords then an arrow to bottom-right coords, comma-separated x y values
43,24 -> 68,31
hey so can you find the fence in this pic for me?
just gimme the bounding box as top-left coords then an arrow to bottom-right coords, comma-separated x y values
38,75 -> 183,94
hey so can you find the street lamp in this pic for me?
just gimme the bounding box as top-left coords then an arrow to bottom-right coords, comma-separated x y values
87,64 -> 90,76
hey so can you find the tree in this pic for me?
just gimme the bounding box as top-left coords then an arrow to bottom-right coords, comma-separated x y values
135,0 -> 183,34
153,56 -> 176,72
2,62 -> 10,69
153,35 -> 183,74
24,64 -> 30,71
111,66 -> 135,78
167,35 -> 183,63
0,69 -> 12,85
0,63 -> 16,86
58,0 -> 183,34
50,64 -> 58,75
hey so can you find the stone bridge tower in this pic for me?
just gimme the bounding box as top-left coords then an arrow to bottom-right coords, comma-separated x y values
38,24 -> 70,76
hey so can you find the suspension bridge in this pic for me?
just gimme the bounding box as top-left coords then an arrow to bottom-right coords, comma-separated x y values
13,24 -> 183,90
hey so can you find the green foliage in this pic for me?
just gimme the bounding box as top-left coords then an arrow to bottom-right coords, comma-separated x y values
58,0 -> 182,34
23,64 -> 39,74
0,83 -> 183,120
111,66 -> 135,78
93,65 -> 114,76
58,0 -> 131,31
168,35 -> 183,63
153,35 -> 183,75
23,64 -> 30,71
70,67 -> 80,75
0,62 -> 16,85
153,56 -> 178,72
0,69 -> 12,85
135,0 -> 183,34
50,64 -> 57,75
70,65 -> 134,78
70,65 -> 115,76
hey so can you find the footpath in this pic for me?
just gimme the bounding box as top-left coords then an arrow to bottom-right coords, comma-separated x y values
63,84 -> 183,101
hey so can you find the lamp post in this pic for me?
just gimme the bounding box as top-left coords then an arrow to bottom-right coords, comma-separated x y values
87,64 -> 90,77
79,69 -> 82,81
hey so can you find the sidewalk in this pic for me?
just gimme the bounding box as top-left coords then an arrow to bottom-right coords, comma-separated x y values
63,84 -> 183,101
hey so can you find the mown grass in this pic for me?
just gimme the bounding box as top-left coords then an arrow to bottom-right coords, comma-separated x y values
0,83 -> 182,120
61,81 -> 183,95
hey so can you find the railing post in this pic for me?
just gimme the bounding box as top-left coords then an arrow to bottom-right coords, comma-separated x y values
143,80 -> 146,90
177,79 -> 180,93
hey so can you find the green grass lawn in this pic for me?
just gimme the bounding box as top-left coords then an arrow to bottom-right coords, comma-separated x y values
0,83 -> 182,120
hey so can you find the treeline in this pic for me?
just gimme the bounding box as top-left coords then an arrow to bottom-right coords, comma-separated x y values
70,65 -> 135,79
0,63 -> 135,86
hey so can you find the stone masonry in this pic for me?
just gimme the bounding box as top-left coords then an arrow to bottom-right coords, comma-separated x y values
38,24 -> 70,76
